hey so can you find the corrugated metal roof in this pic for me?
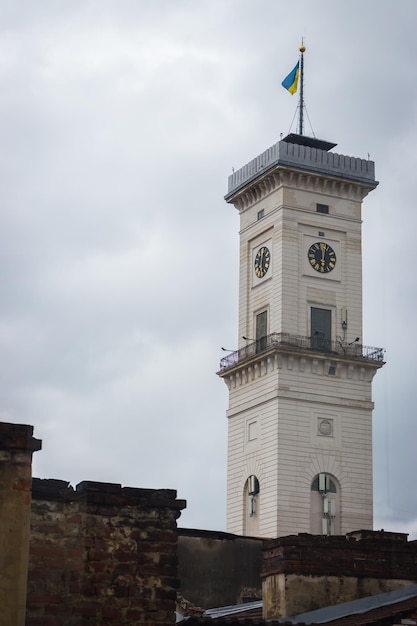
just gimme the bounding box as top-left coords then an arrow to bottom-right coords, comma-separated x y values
203,599 -> 263,620
195,584 -> 417,624
286,584 -> 417,625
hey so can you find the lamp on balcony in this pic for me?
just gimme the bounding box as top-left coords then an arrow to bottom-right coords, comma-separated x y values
348,337 -> 360,346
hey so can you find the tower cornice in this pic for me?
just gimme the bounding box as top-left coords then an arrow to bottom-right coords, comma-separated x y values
226,140 -> 378,211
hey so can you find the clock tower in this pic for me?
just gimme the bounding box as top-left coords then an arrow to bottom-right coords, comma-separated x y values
218,134 -> 384,538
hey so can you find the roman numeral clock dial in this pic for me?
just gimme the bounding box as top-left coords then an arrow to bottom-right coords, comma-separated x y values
308,241 -> 336,273
254,246 -> 270,278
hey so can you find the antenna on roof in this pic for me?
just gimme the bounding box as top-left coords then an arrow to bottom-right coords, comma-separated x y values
298,41 -> 306,136
281,40 -> 308,136
281,42 -> 337,152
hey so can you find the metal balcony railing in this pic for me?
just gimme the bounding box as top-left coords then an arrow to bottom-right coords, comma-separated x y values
219,332 -> 384,371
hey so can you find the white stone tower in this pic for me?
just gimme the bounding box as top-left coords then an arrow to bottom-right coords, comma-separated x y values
218,134 -> 384,538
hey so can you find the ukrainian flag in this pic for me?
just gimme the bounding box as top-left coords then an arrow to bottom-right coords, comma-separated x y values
281,61 -> 299,95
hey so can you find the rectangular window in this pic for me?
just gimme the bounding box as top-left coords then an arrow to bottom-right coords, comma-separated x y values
311,307 -> 331,351
257,209 -> 264,220
317,203 -> 329,214
256,311 -> 268,352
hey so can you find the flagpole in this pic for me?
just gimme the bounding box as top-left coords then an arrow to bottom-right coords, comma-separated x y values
298,43 -> 306,136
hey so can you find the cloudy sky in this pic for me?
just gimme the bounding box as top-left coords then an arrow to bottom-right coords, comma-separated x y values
1,0 -> 416,537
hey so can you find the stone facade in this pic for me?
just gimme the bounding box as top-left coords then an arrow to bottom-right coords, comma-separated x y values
219,137 -> 383,538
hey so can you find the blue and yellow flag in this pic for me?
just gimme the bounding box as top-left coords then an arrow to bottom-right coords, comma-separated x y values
281,61 -> 299,95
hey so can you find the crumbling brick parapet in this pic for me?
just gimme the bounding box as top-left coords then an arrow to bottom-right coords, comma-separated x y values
28,477 -> 186,625
262,530 -> 417,620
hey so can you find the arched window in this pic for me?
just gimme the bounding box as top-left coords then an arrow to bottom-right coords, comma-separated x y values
311,474 -> 337,493
310,473 -> 340,535
243,475 -> 260,536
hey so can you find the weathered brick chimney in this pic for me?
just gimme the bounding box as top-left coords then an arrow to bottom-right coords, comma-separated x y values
0,422 -> 41,626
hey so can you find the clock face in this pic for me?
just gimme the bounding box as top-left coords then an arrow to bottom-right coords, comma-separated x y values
308,242 -> 336,274
254,246 -> 271,278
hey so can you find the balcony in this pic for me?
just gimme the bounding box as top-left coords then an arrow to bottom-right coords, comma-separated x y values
219,332 -> 384,371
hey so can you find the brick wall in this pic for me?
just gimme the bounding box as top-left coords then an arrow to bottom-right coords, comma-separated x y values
262,530 -> 417,619
262,530 -> 417,579
27,478 -> 186,625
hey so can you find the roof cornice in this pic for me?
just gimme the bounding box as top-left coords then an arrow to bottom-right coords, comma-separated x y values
225,140 -> 378,211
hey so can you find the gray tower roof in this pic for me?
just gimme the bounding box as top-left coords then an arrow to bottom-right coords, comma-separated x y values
226,135 -> 377,201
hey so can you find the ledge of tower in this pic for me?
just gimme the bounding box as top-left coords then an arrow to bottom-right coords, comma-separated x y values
225,137 -> 378,201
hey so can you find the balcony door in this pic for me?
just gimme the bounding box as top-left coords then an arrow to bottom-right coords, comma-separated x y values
311,307 -> 331,350
256,311 -> 267,352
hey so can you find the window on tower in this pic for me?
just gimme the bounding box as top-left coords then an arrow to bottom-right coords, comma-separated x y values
257,209 -> 264,220
311,307 -> 332,351
244,475 -> 260,536
256,311 -> 268,352
311,474 -> 337,492
310,473 -> 340,536
316,203 -> 329,214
